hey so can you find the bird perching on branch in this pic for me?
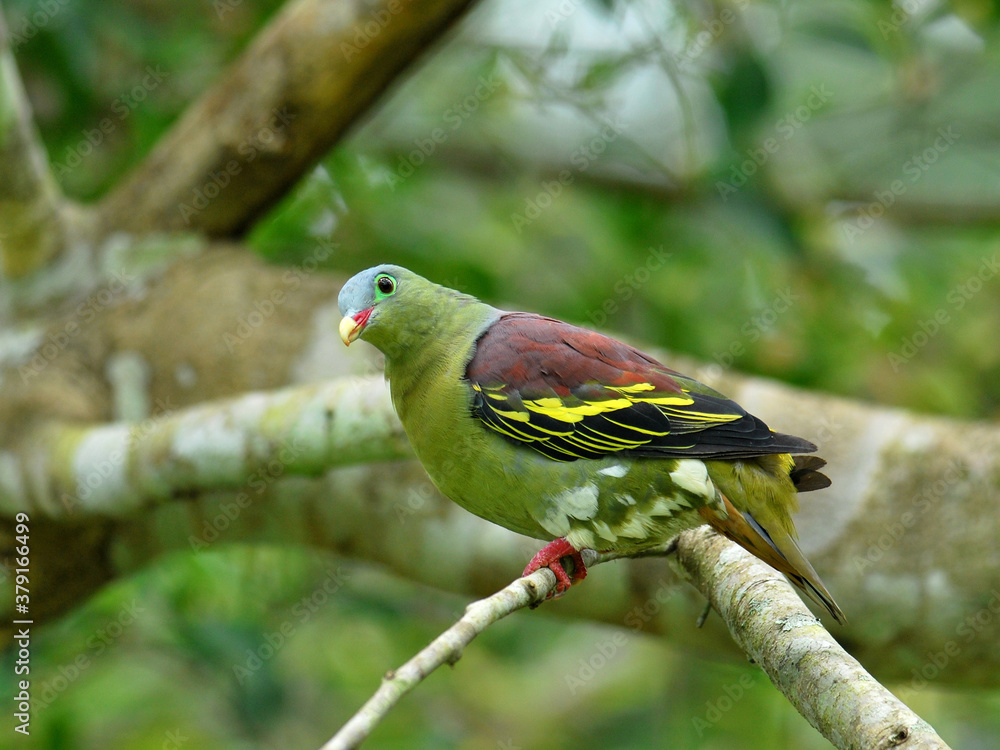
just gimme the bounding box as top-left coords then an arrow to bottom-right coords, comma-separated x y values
338,265 -> 844,622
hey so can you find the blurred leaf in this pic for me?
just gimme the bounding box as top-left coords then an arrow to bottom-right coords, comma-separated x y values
714,49 -> 772,142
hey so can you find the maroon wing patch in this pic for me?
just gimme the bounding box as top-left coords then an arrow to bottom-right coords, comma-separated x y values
465,312 -> 815,462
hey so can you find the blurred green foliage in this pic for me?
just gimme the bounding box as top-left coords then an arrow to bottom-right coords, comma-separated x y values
4,0 -> 1000,747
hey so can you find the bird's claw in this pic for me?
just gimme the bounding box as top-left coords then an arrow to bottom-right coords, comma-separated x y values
522,538 -> 588,599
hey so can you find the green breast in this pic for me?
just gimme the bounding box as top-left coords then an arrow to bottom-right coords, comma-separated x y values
391,353 -> 715,548
382,306 -> 721,549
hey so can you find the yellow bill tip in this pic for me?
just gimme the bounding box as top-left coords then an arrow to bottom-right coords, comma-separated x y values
339,315 -> 361,346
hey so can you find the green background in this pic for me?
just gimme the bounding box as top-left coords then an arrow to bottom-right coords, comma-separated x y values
4,0 -> 1000,746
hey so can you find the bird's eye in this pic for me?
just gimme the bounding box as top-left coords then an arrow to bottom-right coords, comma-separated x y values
376,274 -> 396,296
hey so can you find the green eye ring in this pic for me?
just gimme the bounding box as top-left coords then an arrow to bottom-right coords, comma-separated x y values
375,273 -> 397,297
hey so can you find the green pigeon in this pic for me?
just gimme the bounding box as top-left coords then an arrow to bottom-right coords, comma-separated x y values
338,265 -> 844,622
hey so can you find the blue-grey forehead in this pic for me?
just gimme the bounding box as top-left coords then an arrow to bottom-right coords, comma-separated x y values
337,264 -> 407,313
338,268 -> 373,313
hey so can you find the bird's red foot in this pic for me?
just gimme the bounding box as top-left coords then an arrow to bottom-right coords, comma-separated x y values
522,538 -> 588,597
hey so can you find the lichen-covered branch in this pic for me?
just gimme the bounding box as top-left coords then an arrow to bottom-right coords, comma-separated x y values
676,527 -> 950,750
0,377 -> 409,518
96,0 -> 479,239
0,8 -> 90,278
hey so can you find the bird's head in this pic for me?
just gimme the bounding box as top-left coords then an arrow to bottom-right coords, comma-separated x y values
338,265 -> 448,356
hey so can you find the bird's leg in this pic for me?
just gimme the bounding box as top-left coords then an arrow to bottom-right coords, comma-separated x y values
522,538 -> 588,596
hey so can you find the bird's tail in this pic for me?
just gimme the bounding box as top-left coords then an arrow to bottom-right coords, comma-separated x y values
788,455 -> 832,492
698,491 -> 846,624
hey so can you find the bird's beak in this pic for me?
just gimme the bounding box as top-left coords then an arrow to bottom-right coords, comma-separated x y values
339,308 -> 372,346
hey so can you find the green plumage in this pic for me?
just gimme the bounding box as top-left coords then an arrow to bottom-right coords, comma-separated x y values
338,265 -> 843,621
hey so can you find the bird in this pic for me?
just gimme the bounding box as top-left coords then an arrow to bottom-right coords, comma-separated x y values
338,264 -> 844,622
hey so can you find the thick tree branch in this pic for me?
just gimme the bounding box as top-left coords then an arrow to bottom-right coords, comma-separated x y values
96,0 -> 480,239
0,8 -> 91,278
0,377 -> 409,518
676,527 -> 950,750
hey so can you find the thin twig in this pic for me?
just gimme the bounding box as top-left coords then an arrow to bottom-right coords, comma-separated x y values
321,566 -> 557,750
322,547 -> 650,749
323,533 -> 950,750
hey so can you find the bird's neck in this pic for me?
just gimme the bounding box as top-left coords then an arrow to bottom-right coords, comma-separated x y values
383,299 -> 499,424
